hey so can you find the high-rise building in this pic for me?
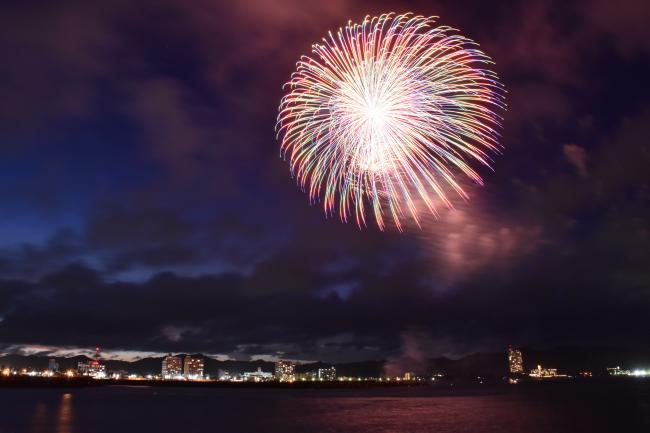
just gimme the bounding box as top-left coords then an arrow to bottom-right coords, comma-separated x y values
162,354 -> 183,379
183,355 -> 204,379
48,358 -> 59,373
318,366 -> 336,381
275,360 -> 296,381
508,346 -> 524,374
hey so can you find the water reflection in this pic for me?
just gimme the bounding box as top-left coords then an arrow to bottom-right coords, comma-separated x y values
56,393 -> 73,433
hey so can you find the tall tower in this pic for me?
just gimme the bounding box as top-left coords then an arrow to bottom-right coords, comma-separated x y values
508,346 -> 524,374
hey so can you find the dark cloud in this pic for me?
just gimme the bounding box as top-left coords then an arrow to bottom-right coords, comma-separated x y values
1,214 -> 649,361
0,1 -> 115,148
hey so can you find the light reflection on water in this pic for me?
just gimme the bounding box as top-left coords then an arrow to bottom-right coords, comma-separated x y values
28,393 -> 73,433
56,393 -> 72,433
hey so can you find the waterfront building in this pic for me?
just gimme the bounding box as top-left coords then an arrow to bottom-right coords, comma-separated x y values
78,347 -> 106,378
318,366 -> 336,381
275,360 -> 296,381
508,346 -> 524,374
77,360 -> 106,377
607,366 -> 631,376
529,364 -> 559,378
242,367 -> 274,382
162,354 -> 183,379
183,355 -> 204,379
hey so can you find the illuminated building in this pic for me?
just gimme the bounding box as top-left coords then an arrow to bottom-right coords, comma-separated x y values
183,355 -> 204,379
606,366 -> 650,376
242,367 -> 274,382
78,347 -> 106,378
318,366 -> 336,381
529,364 -> 562,378
275,360 -> 296,381
404,372 -> 414,381
508,346 -> 524,374
162,354 -> 183,379
607,366 -> 631,376
77,361 -> 105,377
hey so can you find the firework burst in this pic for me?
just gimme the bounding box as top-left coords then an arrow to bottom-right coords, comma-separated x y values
277,13 -> 506,231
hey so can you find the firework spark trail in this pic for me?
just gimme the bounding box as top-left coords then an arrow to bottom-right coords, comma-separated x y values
277,13 -> 506,231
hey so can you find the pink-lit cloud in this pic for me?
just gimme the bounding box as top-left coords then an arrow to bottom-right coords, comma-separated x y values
563,144 -> 588,177
408,186 -> 544,287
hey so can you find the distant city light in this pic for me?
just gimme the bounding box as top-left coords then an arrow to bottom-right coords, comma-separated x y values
529,364 -> 566,379
161,354 -> 183,379
607,366 -> 631,376
317,366 -> 336,381
183,355 -> 205,379
77,346 -> 106,378
274,360 -> 296,382
2,345 -> 649,386
241,367 -> 273,382
508,346 -> 524,374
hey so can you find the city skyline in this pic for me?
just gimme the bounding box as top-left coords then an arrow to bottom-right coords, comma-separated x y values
4,344 -> 650,383
4,344 -> 649,374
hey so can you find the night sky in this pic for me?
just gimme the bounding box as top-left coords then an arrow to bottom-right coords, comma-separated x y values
0,0 -> 649,362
